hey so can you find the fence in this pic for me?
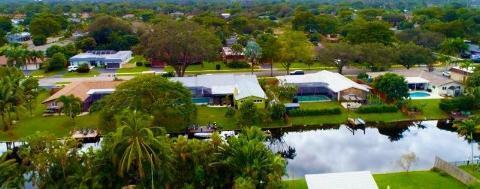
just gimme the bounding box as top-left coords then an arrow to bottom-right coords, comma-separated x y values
433,156 -> 478,185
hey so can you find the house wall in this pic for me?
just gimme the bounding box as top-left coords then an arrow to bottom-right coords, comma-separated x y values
339,87 -> 368,101
20,63 -> 40,71
450,72 -> 469,83
429,83 -> 463,97
235,96 -> 266,109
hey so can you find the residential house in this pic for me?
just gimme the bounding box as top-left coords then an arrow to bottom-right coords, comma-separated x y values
42,81 -> 123,112
221,13 -> 231,19
221,47 -> 245,63
367,69 -> 463,97
69,50 -> 132,69
449,66 -> 474,83
276,70 -> 370,102
170,74 -> 267,108
0,56 -> 43,71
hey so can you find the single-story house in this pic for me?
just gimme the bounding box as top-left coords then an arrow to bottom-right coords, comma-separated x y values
276,70 -> 370,102
0,56 -> 43,71
42,81 -> 123,112
221,47 -> 245,63
170,74 -> 267,108
69,50 -> 132,69
7,32 -> 31,43
450,66 -> 474,83
368,69 -> 463,97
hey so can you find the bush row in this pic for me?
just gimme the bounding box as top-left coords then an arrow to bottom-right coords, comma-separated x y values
356,104 -> 398,113
287,108 -> 341,116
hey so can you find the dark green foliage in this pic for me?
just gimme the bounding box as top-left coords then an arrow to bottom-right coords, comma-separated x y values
88,15 -> 137,51
225,107 -> 236,118
32,35 -> 46,46
75,37 -> 97,52
226,61 -> 250,68
467,69 -> 480,88
46,53 -> 66,72
237,101 -> 259,126
29,13 -> 63,37
0,16 -> 12,32
345,21 -> 394,45
269,103 -> 286,120
76,64 -> 90,73
357,72 -> 369,82
356,105 -> 398,114
288,108 -> 341,116
135,61 -> 143,67
439,96 -> 476,112
215,64 -> 221,70
374,73 -> 409,102
161,71 -> 175,78
46,44 -> 78,58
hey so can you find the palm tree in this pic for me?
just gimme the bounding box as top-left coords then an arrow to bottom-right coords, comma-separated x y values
27,50 -> 45,70
244,41 -> 262,75
111,110 -> 169,183
59,95 -> 82,125
0,44 -> 29,68
456,119 -> 478,164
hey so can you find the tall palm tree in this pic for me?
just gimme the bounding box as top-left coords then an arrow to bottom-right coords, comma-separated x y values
59,95 -> 82,125
0,44 -> 29,68
456,119 -> 478,164
111,110 -> 169,183
27,50 -> 45,70
244,41 -> 262,75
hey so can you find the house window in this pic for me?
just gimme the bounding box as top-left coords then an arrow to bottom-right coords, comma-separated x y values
253,99 -> 263,103
442,87 -> 447,90
51,101 -> 58,107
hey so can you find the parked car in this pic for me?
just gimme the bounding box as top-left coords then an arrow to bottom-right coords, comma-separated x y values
67,65 -> 79,72
290,70 -> 305,75
442,71 -> 451,77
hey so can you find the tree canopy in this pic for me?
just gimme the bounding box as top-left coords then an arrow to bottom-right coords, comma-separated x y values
374,73 -> 409,102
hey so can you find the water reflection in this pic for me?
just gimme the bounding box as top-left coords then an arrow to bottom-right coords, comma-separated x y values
276,120 -> 478,178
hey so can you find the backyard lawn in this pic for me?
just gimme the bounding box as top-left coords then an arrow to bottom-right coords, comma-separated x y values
29,69 -> 64,78
284,171 -> 474,189
289,99 -> 447,126
196,106 -> 236,130
164,61 -> 252,73
0,92 -> 100,141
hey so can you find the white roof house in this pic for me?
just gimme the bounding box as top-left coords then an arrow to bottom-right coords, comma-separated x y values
305,171 -> 378,189
170,74 -> 267,101
276,70 -> 369,93
69,50 -> 132,69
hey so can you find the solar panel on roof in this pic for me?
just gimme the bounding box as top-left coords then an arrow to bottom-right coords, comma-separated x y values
86,50 -> 117,55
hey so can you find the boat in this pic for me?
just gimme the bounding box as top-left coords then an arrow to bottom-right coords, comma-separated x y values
193,132 -> 213,139
348,118 -> 366,126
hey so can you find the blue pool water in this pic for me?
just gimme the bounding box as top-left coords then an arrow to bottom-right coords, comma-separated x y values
409,91 -> 431,98
296,95 -> 330,102
192,97 -> 210,104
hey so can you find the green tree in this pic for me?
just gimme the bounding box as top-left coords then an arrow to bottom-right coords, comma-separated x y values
257,33 -> 280,76
455,118 -> 479,165
219,127 -> 286,188
440,38 -> 468,57
59,95 -> 82,124
467,69 -> 480,88
136,20 -> 221,77
317,43 -> 358,74
278,30 -> 314,74
101,75 -> 197,131
0,44 -> 30,68
374,73 -> 409,102
0,153 -> 23,188
357,43 -> 394,71
345,21 -> 394,45
30,16 -> 61,37
46,52 -> 67,72
244,40 -> 262,74
231,43 -> 244,62
396,29 -> 445,50
88,15 -> 137,50
395,43 -> 434,70
22,77 -> 39,116
0,16 -> 13,33
237,101 -> 259,126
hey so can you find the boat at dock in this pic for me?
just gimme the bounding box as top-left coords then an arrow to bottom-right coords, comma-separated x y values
348,118 -> 366,126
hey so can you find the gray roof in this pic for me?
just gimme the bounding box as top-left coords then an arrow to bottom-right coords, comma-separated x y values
367,69 -> 459,86
170,74 -> 267,100
70,51 -> 132,62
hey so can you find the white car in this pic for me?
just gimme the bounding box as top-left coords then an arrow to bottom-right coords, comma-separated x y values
442,71 -> 451,77
67,65 -> 78,72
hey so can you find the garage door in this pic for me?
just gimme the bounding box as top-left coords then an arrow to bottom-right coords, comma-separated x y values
106,63 -> 120,69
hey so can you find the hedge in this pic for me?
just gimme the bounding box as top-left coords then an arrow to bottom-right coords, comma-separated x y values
356,104 -> 398,113
287,108 -> 341,116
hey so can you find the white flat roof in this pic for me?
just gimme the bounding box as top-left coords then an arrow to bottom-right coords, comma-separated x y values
276,70 -> 369,92
405,77 -> 430,84
305,171 -> 378,189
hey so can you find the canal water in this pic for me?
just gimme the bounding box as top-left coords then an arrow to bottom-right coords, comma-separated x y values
268,120 -> 478,178
0,120 -> 476,180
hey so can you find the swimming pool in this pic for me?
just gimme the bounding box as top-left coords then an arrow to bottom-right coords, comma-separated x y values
296,95 -> 331,102
409,91 -> 431,98
192,97 -> 210,104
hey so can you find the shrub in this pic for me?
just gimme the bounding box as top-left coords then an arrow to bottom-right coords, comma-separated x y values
227,61 -> 250,68
225,107 -> 236,118
216,64 -> 221,70
269,103 -> 286,120
357,72 -> 369,82
161,71 -> 176,78
144,62 -> 152,67
439,96 -> 476,112
136,61 -> 143,67
32,35 -> 47,46
356,105 -> 398,113
287,108 -> 341,116
46,52 -> 67,72
77,64 -> 90,73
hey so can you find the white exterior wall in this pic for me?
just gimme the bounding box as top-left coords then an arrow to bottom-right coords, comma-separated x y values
428,82 -> 463,97
20,63 -> 40,71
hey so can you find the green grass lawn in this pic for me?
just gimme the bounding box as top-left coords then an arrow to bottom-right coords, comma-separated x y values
0,92 -> 100,141
374,171 -> 475,189
164,61 -> 253,73
460,165 -> 480,180
29,69 -> 64,78
284,171 -> 473,189
197,106 -> 237,130
116,66 -> 150,73
289,100 -> 447,126
63,69 -> 101,78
